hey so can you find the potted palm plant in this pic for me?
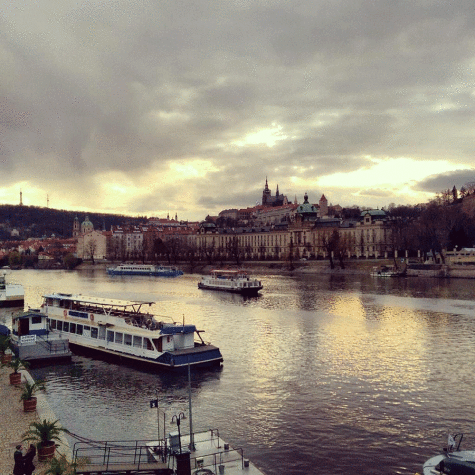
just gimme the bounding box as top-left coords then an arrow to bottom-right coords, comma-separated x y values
23,419 -> 68,461
3,357 -> 29,385
0,334 -> 12,364
19,379 -> 45,412
44,453 -> 86,475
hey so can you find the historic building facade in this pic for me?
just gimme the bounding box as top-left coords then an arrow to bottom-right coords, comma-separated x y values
189,196 -> 393,262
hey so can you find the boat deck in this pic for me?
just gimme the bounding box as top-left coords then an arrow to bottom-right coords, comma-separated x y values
148,430 -> 266,475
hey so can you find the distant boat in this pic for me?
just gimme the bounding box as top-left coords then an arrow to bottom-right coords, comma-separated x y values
0,270 -> 24,308
198,269 -> 263,296
370,265 -> 406,277
107,263 -> 183,277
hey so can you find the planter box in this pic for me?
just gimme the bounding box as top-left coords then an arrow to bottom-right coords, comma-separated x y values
23,397 -> 37,413
38,442 -> 56,462
9,372 -> 22,385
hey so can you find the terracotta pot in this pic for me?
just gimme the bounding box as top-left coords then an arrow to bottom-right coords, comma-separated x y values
38,442 -> 56,462
1,353 -> 12,364
23,397 -> 37,412
9,372 -> 22,385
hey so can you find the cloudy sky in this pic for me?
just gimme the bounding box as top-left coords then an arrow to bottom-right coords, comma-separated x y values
1,0 -> 475,221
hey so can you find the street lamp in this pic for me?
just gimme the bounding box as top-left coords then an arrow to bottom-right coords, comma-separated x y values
171,412 -> 186,454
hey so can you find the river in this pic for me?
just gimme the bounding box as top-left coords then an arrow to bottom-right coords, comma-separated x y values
2,268 -> 475,474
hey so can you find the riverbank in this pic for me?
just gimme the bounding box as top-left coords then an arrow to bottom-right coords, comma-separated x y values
0,367 -> 70,475
77,259 -> 475,278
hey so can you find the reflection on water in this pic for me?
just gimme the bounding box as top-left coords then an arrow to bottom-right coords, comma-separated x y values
2,269 -> 475,474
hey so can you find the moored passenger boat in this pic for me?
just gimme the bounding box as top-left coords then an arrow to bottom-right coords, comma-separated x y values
198,269 -> 263,296
106,263 -> 183,277
38,293 -> 223,370
0,270 -> 24,308
422,433 -> 475,475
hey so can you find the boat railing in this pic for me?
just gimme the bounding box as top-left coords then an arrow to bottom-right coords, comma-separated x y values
35,334 -> 69,355
190,446 -> 245,473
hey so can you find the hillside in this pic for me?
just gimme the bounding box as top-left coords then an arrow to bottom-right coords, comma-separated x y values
0,205 -> 144,240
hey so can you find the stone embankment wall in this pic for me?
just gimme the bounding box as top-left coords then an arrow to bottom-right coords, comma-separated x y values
79,260 -> 475,278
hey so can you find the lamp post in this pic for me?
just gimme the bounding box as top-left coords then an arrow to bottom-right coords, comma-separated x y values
171,412 -> 186,454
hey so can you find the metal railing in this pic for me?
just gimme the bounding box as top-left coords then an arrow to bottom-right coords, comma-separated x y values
35,334 -> 69,354
73,438 -> 169,470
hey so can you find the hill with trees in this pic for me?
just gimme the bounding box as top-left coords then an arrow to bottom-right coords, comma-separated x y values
0,205 -> 144,240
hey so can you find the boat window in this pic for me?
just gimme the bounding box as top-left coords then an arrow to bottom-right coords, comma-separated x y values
31,316 -> 42,324
84,326 -> 90,331
76,325 -> 83,335
115,332 -> 123,344
133,336 -> 142,348
70,323 -> 76,334
57,321 -> 63,331
145,338 -> 153,350
124,334 -> 132,346
50,319 -> 57,330
91,328 -> 98,338
63,322 -> 70,332
107,330 -> 114,342
152,338 -> 162,352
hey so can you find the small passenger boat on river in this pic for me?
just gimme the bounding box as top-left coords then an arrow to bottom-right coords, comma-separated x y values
107,263 -> 183,277
34,293 -> 223,370
198,269 -> 263,296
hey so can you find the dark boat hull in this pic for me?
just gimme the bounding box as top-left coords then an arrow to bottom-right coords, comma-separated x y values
0,298 -> 24,308
198,283 -> 262,296
68,341 -> 223,372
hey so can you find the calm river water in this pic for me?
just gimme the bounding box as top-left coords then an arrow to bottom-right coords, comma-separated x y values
3,268 -> 475,474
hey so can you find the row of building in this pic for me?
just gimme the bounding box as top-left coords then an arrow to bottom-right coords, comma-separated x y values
69,189 -> 393,262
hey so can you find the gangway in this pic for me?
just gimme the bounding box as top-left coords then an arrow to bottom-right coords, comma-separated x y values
73,438 -> 172,475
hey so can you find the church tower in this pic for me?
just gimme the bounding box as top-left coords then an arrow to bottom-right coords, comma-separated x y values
319,194 -> 328,217
73,216 -> 80,237
262,177 -> 271,205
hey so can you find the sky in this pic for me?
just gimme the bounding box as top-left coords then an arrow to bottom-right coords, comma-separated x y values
1,0 -> 475,221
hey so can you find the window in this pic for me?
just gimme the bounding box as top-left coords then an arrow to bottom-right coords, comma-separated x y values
77,325 -> 83,335
57,321 -> 63,331
133,336 -> 142,348
107,331 -> 114,342
70,323 -> 76,334
32,316 -> 42,324
84,326 -> 90,332
124,334 -> 132,346
91,328 -> 98,338
63,322 -> 69,332
50,319 -> 57,330
115,332 -> 123,344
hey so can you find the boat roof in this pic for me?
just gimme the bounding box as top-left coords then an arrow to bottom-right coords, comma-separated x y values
210,269 -> 249,274
43,293 -> 155,309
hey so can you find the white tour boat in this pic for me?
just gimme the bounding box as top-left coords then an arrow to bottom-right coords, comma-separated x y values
422,433 -> 475,475
370,265 -> 406,277
107,263 -> 183,277
198,269 -> 263,296
0,270 -> 24,308
36,292 -> 223,370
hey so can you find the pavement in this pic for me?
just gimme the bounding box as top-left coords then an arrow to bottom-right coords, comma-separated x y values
0,365 -> 71,475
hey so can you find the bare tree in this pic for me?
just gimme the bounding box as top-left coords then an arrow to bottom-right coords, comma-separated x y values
226,235 -> 242,266
85,239 -> 97,265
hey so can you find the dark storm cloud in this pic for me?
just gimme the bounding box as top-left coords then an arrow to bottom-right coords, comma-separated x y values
1,0 -> 475,216
416,170 -> 475,193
